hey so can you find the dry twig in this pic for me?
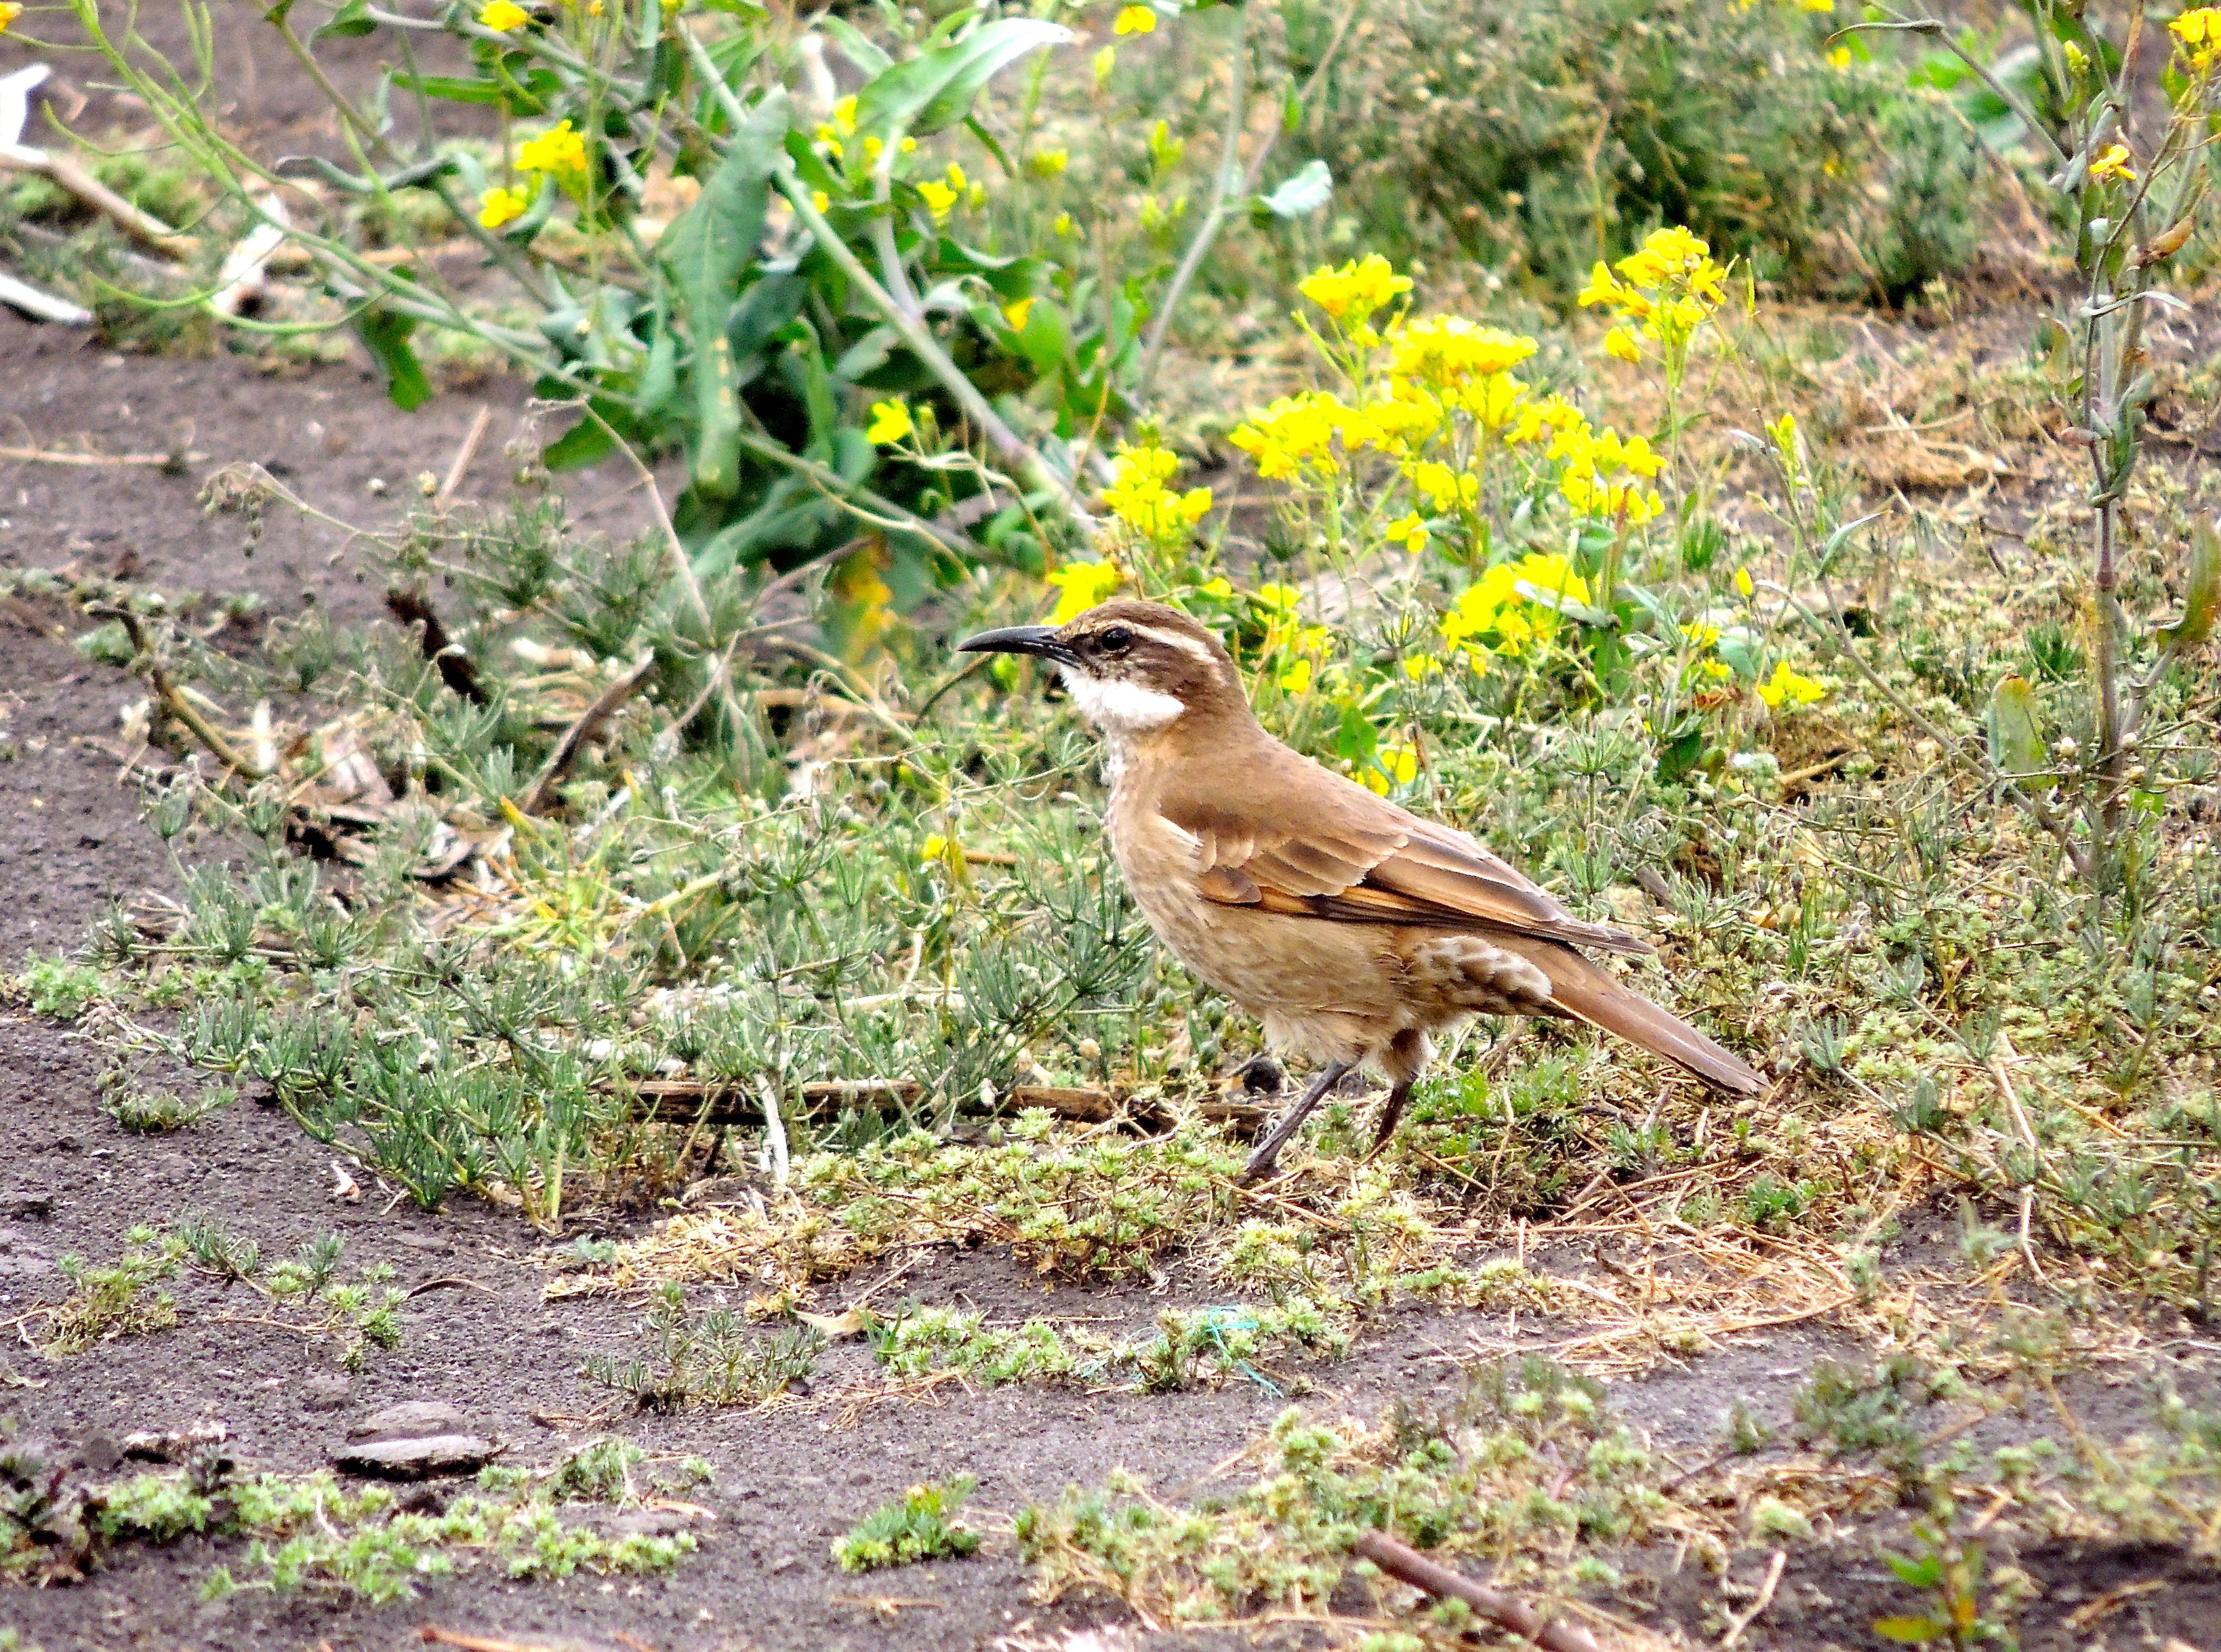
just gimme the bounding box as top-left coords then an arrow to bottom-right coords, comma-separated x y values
1353,1531 -> 1602,1652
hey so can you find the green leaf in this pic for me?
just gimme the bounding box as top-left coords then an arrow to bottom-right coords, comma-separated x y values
1986,676 -> 2048,781
312,0 -> 376,41
1260,159 -> 1332,219
392,74 -> 508,107
1872,1616 -> 1949,1644
1884,1553 -> 1943,1589
2159,516 -> 2219,650
854,19 -> 1069,146
1333,703 -> 1379,765
819,15 -> 893,77
354,308 -> 431,412
542,407 -> 618,471
660,91 -> 788,499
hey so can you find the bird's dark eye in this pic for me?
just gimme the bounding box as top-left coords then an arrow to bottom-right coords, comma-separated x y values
1098,625 -> 1134,652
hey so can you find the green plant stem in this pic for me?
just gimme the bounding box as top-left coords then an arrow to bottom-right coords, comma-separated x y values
1764,582 -> 2092,878
672,19 -> 1089,531
1135,0 -> 1364,402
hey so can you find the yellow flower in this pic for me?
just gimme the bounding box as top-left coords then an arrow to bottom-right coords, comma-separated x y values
1800,0 -> 1833,11
865,400 -> 914,445
1252,583 -> 1303,615
477,186 -> 529,229
1380,743 -> 1418,784
1053,211 -> 1075,237
1278,657 -> 1315,695
2088,143 -> 2136,184
2173,6 -> 2220,44
1734,565 -> 1754,598
863,136 -> 885,165
1031,147 -> 1069,178
516,121 -> 587,177
1577,262 -> 1625,310
1756,660 -> 1826,708
1389,316 -> 1536,384
1407,461 -> 1479,512
1229,391 -> 1353,480
480,0 -> 531,29
1680,620 -> 1721,649
2063,39 -> 2088,73
1094,44 -> 1117,83
1001,297 -> 1036,332
1102,443 -> 1211,544
811,189 -> 831,213
945,161 -> 969,193
0,2 -> 20,32
1385,513 -> 1430,554
918,179 -> 959,221
1401,653 -> 1442,680
1296,254 -> 1413,325
1604,325 -> 1642,363
1827,45 -> 1852,70
1045,559 -> 1125,623
1197,577 -> 1234,601
1114,5 -> 1157,35
920,834 -> 963,869
832,94 -> 858,137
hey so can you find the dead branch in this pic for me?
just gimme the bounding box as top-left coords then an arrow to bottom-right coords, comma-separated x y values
1352,1530 -> 1602,1652
1718,1549 -> 1787,1649
87,605 -> 267,779
518,652 -> 656,814
385,589 -> 488,705
0,442 -> 202,469
437,404 -> 495,503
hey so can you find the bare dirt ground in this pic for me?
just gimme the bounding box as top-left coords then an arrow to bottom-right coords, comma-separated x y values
3,20 -> 2219,1651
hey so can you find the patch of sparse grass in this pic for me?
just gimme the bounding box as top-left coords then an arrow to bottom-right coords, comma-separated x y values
10,955 -> 104,1020
34,1228 -> 182,1358
580,1284 -> 824,1411
832,1476 -> 981,1573
1019,1358 -> 1694,1623
80,1436 -> 697,1603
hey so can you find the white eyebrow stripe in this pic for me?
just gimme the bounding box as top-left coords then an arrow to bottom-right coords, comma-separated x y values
1131,624 -> 1214,662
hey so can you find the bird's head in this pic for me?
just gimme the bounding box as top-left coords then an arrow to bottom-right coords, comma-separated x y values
958,599 -> 1247,739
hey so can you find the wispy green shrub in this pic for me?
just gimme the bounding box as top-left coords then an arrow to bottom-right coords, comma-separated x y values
1300,0 -> 1982,300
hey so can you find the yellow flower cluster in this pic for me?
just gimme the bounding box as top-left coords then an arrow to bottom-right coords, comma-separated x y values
1229,392 -> 1355,480
2172,6 -> 2221,71
1436,553 -> 1591,662
1296,254 -> 1413,325
2087,143 -> 2136,185
1102,444 -> 1213,545
0,3 -> 20,34
516,120 -> 588,177
865,400 -> 914,445
478,185 -> 530,229
1756,660 -> 1826,708
1554,422 -> 1665,524
1360,742 -> 1420,796
1045,559 -> 1125,623
1580,226 -> 1728,360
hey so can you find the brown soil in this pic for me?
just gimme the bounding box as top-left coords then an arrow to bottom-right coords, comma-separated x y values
1,42 -> 2216,1652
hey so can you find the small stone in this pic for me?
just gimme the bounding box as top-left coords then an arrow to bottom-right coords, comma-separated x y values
347,1400 -> 468,1442
300,1373 -> 352,1412
334,1434 -> 496,1480
605,1508 -> 688,1538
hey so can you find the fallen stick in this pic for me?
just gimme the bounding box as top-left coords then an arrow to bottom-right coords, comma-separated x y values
1352,1530 -> 1602,1652
416,1628 -> 567,1652
0,443 -> 203,468
0,145 -> 196,260
437,403 -> 495,503
384,589 -> 488,705
517,651 -> 656,814
0,269 -> 90,326
88,604 -> 267,779
1718,1548 -> 1786,1649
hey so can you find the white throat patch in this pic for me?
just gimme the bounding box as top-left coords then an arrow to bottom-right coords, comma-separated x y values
1057,666 -> 1186,735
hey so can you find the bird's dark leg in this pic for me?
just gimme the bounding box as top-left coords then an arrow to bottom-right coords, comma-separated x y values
1238,1059 -> 1353,1184
1368,1078 -> 1416,1155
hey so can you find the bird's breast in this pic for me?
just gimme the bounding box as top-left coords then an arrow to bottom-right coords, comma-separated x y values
1103,789 -> 1410,1029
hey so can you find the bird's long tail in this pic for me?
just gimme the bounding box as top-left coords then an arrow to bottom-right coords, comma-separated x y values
1530,942 -> 1766,1096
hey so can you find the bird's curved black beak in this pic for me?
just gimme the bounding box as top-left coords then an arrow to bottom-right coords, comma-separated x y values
957,625 -> 1079,667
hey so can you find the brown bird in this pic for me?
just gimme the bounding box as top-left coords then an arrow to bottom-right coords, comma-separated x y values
960,599 -> 1764,1181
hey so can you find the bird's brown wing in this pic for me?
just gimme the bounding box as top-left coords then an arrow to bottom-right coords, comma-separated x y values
1164,747 -> 1650,957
